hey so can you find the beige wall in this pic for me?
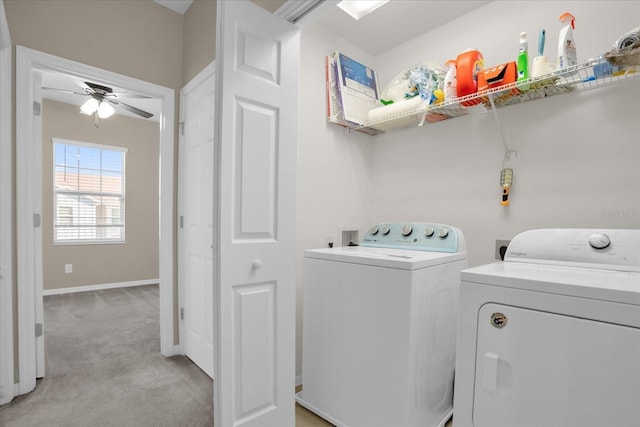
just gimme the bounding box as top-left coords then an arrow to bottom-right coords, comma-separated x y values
42,100 -> 159,290
182,0 -> 216,85
4,0 -> 183,91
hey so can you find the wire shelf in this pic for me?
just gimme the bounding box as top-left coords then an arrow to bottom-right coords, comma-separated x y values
357,57 -> 639,134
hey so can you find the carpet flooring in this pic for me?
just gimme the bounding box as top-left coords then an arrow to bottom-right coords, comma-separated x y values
0,285 -> 214,427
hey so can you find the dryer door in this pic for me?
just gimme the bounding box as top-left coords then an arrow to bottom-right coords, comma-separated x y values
473,303 -> 640,427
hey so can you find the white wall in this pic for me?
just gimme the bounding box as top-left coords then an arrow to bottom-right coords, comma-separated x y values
369,0 -> 640,267
296,0 -> 640,376
295,23 -> 376,379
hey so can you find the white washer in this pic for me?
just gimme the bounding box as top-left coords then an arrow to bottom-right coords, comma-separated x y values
454,228 -> 640,427
296,223 -> 468,427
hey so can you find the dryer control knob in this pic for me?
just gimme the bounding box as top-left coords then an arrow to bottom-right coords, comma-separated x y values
424,227 -> 435,237
381,226 -> 391,235
369,226 -> 379,235
438,228 -> 449,238
401,225 -> 413,236
589,233 -> 611,249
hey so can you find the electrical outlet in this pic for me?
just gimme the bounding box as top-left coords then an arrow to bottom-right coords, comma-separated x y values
64,264 -> 73,274
495,240 -> 510,261
325,235 -> 335,248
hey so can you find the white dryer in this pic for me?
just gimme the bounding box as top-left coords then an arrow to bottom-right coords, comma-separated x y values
296,223 -> 467,427
453,228 -> 640,427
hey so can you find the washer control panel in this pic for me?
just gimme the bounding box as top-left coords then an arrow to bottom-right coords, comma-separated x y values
361,223 -> 460,253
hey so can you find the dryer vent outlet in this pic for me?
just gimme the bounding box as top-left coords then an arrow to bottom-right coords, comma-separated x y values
495,240 -> 511,260
341,230 -> 359,247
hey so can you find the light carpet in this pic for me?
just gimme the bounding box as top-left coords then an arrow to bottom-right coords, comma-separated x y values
0,284 -> 213,426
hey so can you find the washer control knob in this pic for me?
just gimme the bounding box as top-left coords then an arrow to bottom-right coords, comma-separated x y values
401,225 -> 413,236
424,227 -> 435,237
381,226 -> 391,235
438,228 -> 449,238
369,226 -> 379,236
589,233 -> 611,250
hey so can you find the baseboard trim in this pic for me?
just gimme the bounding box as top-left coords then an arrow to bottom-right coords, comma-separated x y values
43,279 -> 160,296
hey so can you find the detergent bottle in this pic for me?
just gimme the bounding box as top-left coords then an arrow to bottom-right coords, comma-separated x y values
557,12 -> 577,69
517,32 -> 529,89
443,59 -> 457,102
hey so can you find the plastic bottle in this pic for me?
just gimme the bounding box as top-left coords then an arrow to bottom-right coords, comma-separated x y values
557,12 -> 577,69
443,59 -> 457,102
517,32 -> 529,89
456,49 -> 483,106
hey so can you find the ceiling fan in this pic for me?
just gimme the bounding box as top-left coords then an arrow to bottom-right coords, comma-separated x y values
43,81 -> 154,124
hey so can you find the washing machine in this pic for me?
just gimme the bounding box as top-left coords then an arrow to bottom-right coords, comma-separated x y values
296,222 -> 468,427
453,228 -> 640,427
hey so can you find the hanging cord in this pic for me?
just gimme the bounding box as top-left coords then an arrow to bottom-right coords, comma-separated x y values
487,93 -> 517,167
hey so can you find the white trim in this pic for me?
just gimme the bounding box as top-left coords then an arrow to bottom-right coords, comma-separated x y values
16,46 -> 176,398
178,59 -> 215,362
181,60 -> 216,94
51,137 -> 129,153
16,45 -> 39,395
276,0 -> 337,28
0,0 -> 14,405
42,279 -> 160,296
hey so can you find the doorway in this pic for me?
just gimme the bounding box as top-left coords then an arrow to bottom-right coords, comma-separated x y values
15,46 -> 177,395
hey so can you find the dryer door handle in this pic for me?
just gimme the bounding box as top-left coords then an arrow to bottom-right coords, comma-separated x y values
482,352 -> 499,392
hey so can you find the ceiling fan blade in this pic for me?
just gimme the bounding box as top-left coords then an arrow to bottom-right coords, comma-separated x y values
84,81 -> 113,94
42,87 -> 88,96
106,98 -> 154,119
109,92 -> 152,99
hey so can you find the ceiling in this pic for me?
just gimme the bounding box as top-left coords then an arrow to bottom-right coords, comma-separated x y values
41,0 -> 489,118
315,0 -> 490,56
153,0 -> 194,15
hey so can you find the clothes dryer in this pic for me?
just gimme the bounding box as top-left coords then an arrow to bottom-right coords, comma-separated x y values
296,223 -> 467,427
453,228 -> 640,427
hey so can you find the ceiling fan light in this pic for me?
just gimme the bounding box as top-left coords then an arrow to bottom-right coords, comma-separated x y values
337,0 -> 389,20
80,97 -> 99,115
97,101 -> 115,119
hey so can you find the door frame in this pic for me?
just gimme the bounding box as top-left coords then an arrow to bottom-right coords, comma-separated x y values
0,0 -> 14,405
15,46 -> 177,395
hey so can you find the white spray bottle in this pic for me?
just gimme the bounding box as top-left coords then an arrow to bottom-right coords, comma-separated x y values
557,12 -> 577,69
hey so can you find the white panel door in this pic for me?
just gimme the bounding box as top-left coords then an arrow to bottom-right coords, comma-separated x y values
214,1 -> 299,426
179,64 -> 215,378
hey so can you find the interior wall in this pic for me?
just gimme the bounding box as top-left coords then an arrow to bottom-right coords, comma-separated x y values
42,100 -> 159,290
3,0 -> 183,90
296,0 -> 640,379
368,0 -> 640,267
182,0 -> 216,86
295,23 -> 376,379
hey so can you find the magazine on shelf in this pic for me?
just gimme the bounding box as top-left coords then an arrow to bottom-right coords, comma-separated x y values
326,52 -> 382,135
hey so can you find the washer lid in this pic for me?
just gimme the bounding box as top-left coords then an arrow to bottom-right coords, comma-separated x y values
304,246 -> 467,270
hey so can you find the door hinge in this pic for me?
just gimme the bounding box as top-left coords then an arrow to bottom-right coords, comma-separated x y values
180,308 -> 184,320
179,215 -> 184,229
33,213 -> 41,228
178,121 -> 184,136
33,101 -> 41,116
35,323 -> 43,337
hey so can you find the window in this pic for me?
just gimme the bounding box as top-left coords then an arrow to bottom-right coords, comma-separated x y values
53,138 -> 127,244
